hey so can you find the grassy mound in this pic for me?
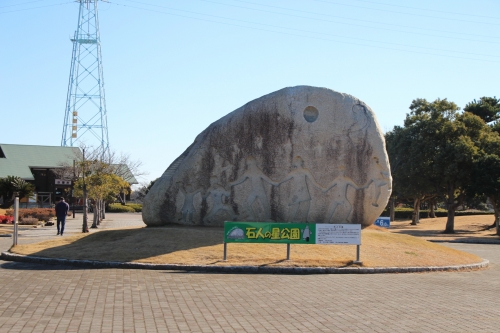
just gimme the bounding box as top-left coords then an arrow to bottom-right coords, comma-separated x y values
10,225 -> 482,268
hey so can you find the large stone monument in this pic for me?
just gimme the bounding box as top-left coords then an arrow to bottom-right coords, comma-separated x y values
143,86 -> 391,227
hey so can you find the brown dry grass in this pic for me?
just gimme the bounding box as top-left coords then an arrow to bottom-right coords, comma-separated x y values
390,214 -> 499,242
11,224 -> 482,268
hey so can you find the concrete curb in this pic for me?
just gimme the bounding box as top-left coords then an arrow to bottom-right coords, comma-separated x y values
0,251 -> 489,274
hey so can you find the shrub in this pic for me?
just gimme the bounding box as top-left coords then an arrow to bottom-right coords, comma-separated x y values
0,215 -> 14,224
126,203 -> 142,212
5,208 -> 55,221
455,210 -> 494,216
107,203 -> 136,213
19,216 -> 39,225
382,208 -> 493,219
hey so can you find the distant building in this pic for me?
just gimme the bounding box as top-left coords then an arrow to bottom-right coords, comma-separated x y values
0,144 -> 137,207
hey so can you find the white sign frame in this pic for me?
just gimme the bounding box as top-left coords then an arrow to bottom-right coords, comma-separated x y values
315,224 -> 361,245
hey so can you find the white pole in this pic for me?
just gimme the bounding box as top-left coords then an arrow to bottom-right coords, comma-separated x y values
13,197 -> 19,246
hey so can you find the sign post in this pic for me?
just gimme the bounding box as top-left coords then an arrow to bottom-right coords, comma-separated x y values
13,197 -> 19,246
374,217 -> 390,228
224,222 -> 362,263
355,245 -> 361,264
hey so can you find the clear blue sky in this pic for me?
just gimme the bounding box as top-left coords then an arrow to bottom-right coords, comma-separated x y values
1,0 -> 499,185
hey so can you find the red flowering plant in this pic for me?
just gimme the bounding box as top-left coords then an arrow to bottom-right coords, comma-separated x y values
0,215 -> 14,224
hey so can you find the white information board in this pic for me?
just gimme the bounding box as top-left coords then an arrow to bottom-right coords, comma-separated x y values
315,224 -> 361,245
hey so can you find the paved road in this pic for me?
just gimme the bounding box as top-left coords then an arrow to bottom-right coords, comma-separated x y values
0,214 -> 499,332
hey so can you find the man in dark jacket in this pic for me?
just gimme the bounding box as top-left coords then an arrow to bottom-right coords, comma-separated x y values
55,197 -> 70,236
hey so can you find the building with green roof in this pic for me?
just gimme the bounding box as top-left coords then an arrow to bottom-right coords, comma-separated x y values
0,144 -> 137,207
0,144 -> 80,180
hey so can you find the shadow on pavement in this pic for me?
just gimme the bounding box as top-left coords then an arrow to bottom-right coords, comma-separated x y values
391,229 -> 500,243
0,261 -> 87,271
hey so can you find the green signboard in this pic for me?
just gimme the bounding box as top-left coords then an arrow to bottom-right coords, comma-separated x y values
224,222 -> 361,245
224,222 -> 315,244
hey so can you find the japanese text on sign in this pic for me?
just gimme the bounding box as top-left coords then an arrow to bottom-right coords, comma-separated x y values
224,222 -> 359,244
225,222 -> 315,244
315,224 -> 361,244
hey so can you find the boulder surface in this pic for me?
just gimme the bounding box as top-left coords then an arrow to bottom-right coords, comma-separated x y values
143,86 -> 391,227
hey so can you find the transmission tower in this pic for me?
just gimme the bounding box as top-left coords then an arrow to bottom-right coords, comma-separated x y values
62,0 -> 109,153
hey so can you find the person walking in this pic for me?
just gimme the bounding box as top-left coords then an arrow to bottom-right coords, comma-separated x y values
55,197 -> 70,236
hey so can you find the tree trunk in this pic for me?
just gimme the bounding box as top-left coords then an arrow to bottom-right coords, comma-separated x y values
444,185 -> 458,233
389,197 -> 395,221
496,214 -> 500,236
429,198 -> 436,218
82,186 -> 89,233
445,207 -> 456,233
81,148 -> 89,233
488,196 -> 499,229
90,201 -> 98,228
496,215 -> 500,236
411,198 -> 420,225
102,200 -> 106,220
97,200 -> 104,225
95,200 -> 100,226
490,196 -> 500,235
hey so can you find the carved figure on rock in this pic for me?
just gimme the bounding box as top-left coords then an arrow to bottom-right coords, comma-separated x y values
349,104 -> 370,133
323,166 -> 371,223
229,156 -> 279,221
178,183 -> 201,224
203,176 -> 235,224
371,157 -> 392,207
279,156 -> 324,222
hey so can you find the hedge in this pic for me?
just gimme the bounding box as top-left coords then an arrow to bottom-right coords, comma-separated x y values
125,204 -> 142,212
5,208 -> 56,221
107,204 -> 136,213
382,208 -> 493,219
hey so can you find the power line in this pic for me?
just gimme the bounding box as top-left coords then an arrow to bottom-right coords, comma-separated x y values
349,0 -> 500,20
311,0 -> 500,26
0,0 -> 46,9
120,0 -> 500,57
111,1 -> 500,63
196,0 -> 500,44
0,1 -> 72,14
222,0 -> 500,40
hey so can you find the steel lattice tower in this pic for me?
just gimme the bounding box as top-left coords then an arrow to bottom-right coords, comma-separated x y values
62,0 -> 109,153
